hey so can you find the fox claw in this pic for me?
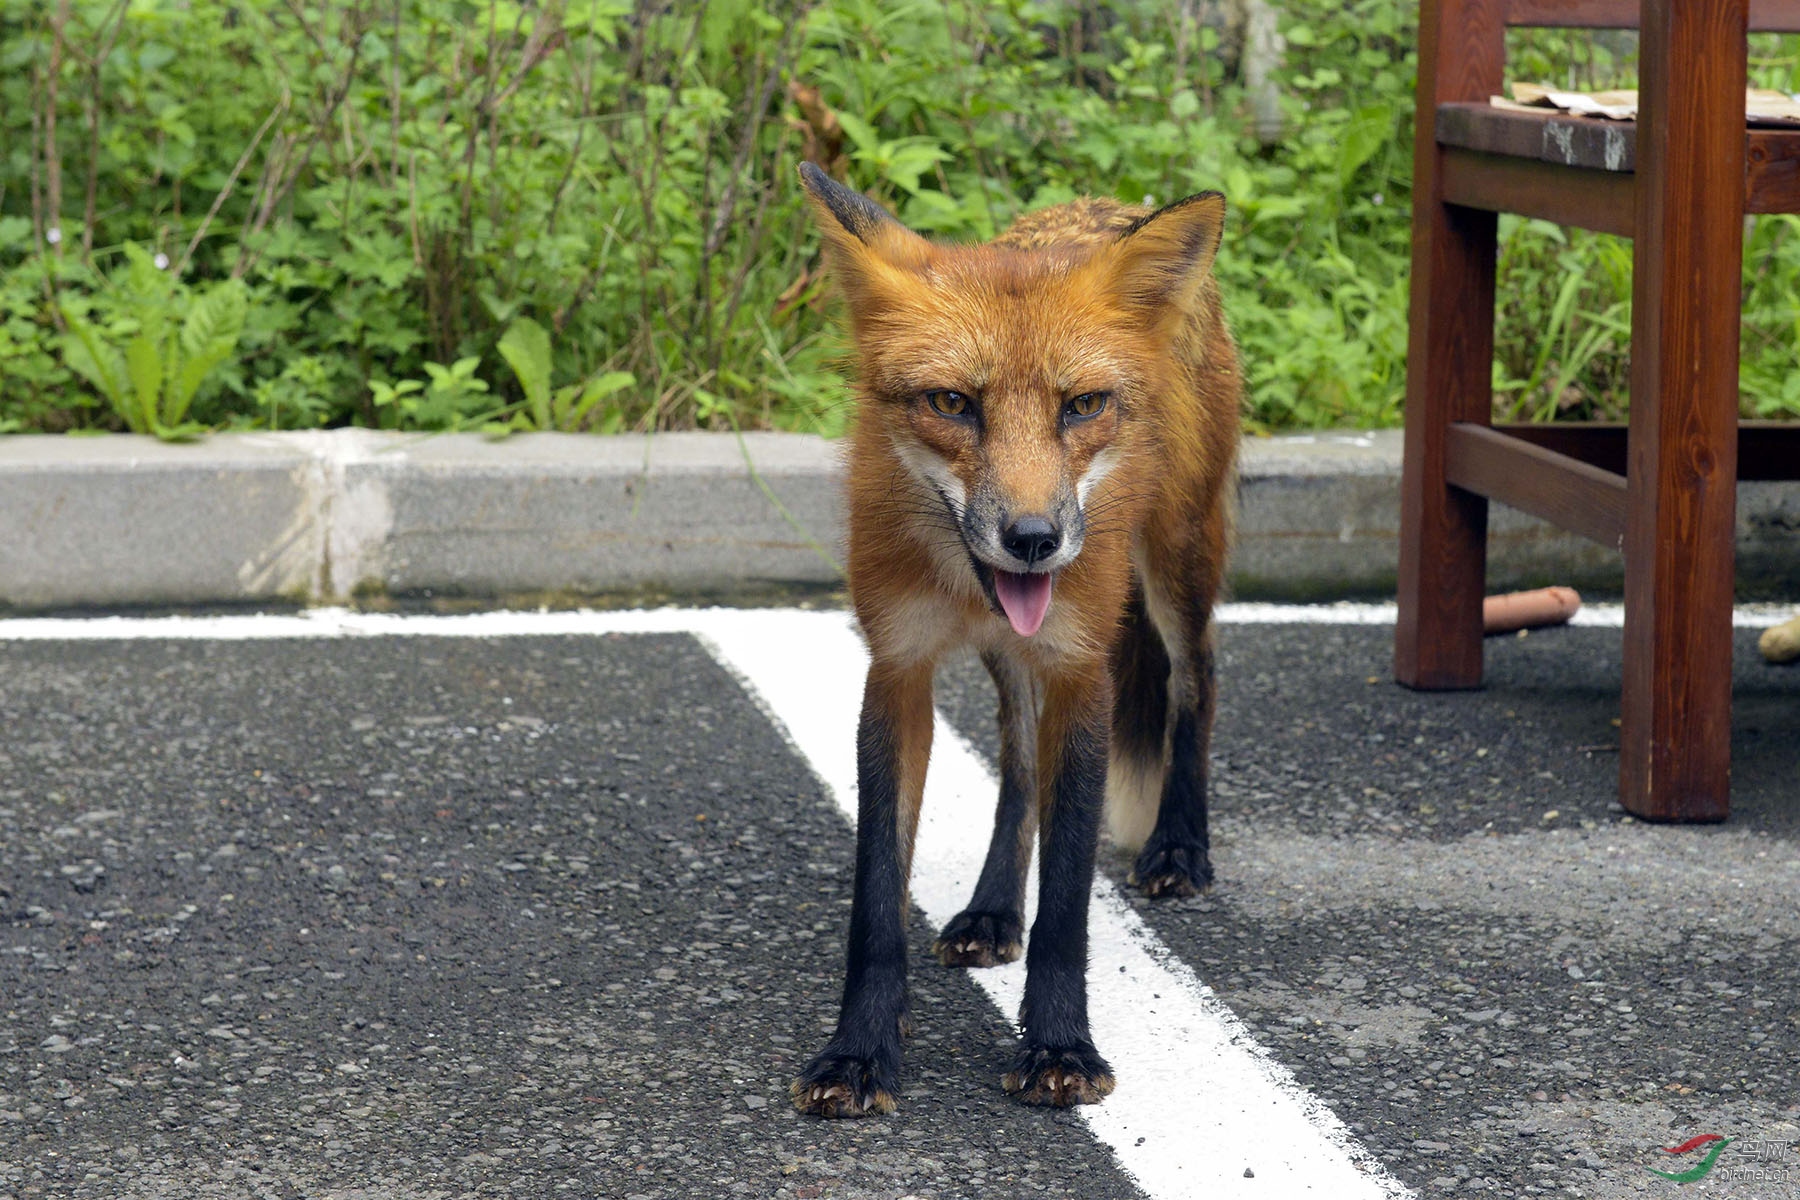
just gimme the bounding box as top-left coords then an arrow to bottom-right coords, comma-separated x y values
933,910 -> 1024,968
1002,1042 -> 1115,1107
1129,841 -> 1213,898
791,1051 -> 899,1118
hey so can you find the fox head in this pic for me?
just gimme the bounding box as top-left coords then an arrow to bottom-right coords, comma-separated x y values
800,163 -> 1226,638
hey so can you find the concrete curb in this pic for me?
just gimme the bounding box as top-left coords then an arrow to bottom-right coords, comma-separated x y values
3,429 -> 1797,610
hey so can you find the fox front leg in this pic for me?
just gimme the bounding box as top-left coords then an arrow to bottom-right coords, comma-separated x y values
934,649 -> 1037,968
791,661 -> 932,1118
1002,664 -> 1116,1107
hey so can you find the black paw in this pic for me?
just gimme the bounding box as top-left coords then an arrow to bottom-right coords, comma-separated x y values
791,1049 -> 899,1118
932,910 -> 1024,968
1128,840 -> 1213,898
1002,1041 -> 1115,1107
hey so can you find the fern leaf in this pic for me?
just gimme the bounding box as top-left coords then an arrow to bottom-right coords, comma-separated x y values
58,311 -> 129,419
497,317 -> 553,428
125,334 -> 165,435
170,279 -> 248,423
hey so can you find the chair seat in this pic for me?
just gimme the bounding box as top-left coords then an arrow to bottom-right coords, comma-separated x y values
1434,102 -> 1800,235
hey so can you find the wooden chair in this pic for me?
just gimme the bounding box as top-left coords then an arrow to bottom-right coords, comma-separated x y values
1395,0 -> 1800,821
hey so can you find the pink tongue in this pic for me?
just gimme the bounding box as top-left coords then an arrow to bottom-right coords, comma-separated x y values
993,571 -> 1053,637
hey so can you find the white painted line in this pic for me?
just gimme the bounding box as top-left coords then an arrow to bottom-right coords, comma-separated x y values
1218,601 -> 1402,625
1564,603 -> 1795,629
1217,601 -> 1794,629
0,603 -> 1413,1196
0,606 -> 720,641
1,601 -> 1794,643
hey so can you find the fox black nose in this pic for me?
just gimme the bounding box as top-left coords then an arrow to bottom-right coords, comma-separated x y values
1001,516 -> 1061,566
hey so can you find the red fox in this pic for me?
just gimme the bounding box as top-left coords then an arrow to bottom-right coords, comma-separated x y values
791,163 -> 1241,1117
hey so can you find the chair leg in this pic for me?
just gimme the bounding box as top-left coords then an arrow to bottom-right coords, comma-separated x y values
1395,197 -> 1495,691
1617,455 -> 1736,822
1396,0 -> 1504,691
1618,0 -> 1744,822
1617,372 -> 1737,822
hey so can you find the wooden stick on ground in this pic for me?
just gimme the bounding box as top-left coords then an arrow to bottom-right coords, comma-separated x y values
1483,586 -> 1582,635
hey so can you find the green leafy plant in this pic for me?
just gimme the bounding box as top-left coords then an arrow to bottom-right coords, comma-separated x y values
2,1 -> 1796,436
58,244 -> 247,440
496,316 -> 635,432
416,358 -> 491,429
370,358 -> 502,432
248,354 -> 335,430
368,378 -> 424,418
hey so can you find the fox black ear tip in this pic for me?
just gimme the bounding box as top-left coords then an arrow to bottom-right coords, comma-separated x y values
799,161 -> 831,193
1165,189 -> 1227,215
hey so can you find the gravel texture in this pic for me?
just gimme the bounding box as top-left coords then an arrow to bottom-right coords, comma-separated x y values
936,622 -> 1800,1198
3,620 -> 1799,1199
0,635 -> 1137,1199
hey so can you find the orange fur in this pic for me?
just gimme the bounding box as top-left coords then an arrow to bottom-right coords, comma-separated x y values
807,183 -> 1239,692
792,165 -> 1241,1116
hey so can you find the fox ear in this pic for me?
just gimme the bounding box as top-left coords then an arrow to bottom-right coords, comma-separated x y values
799,162 -> 899,247
798,162 -> 931,309
1102,191 -> 1227,315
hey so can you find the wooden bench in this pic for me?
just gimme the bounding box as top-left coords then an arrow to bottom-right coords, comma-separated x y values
1395,0 -> 1800,821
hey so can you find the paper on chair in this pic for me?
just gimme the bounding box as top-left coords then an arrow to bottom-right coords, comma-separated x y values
1491,81 -> 1800,127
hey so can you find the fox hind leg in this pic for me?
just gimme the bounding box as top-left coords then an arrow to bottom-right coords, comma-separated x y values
934,650 -> 1037,968
1129,626 -> 1217,897
1126,553 -> 1223,899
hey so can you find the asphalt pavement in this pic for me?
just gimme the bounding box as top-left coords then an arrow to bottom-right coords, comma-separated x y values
2,609 -> 1798,1199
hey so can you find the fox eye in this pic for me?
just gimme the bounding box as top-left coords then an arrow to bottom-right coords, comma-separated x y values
925,390 -> 972,418
1066,391 -> 1110,420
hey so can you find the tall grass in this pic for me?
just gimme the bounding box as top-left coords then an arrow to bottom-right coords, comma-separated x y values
0,2 -> 1795,437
